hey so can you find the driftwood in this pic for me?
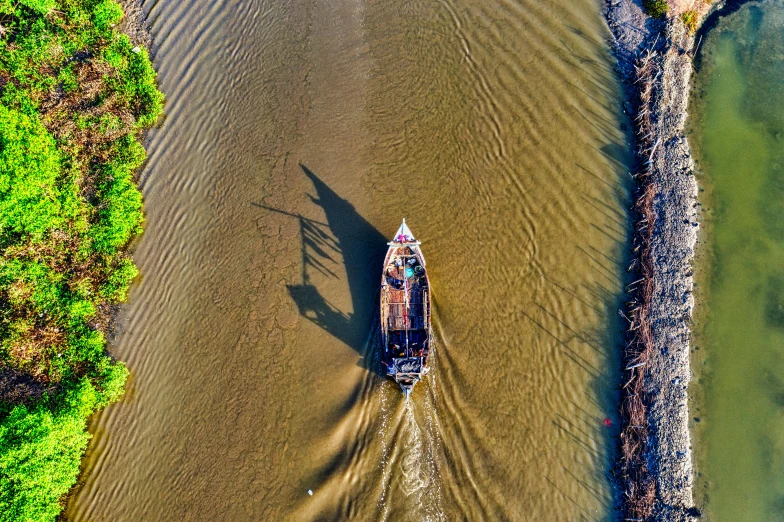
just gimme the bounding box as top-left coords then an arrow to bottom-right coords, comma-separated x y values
618,45 -> 658,521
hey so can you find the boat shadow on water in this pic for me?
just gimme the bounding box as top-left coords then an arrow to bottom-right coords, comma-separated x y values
255,164 -> 388,377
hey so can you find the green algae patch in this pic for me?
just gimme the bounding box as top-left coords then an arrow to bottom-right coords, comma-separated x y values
0,0 -> 162,520
691,4 -> 784,519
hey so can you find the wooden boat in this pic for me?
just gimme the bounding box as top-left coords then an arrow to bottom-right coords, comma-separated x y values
380,219 -> 431,398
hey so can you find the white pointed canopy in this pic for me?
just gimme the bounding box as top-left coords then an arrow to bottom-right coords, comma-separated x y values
393,218 -> 415,242
388,218 -> 425,265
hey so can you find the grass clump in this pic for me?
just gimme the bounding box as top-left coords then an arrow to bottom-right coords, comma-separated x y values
0,0 -> 162,520
681,10 -> 698,34
643,0 -> 670,18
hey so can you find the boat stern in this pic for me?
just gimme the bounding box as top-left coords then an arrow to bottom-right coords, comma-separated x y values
388,356 -> 425,398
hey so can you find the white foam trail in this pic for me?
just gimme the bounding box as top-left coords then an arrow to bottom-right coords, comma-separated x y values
400,401 -> 431,496
376,374 -> 445,521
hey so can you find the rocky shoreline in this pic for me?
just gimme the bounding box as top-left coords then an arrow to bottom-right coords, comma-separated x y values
604,2 -> 703,520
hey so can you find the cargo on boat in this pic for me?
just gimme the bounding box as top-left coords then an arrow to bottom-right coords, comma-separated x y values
380,219 -> 432,398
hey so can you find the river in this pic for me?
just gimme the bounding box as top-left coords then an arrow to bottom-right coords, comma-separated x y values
691,1 -> 784,520
65,0 -> 631,519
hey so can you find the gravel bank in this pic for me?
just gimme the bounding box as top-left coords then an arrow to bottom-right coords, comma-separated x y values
604,3 -> 701,520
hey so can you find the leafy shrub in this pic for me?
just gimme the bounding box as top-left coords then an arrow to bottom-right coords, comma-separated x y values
0,0 -> 162,519
643,0 -> 670,18
93,0 -> 124,31
57,64 -> 80,93
101,256 -> 140,301
0,381 -> 97,522
104,35 -> 164,127
94,360 -> 129,406
0,0 -> 14,15
0,107 -> 65,240
18,0 -> 56,14
681,10 -> 698,34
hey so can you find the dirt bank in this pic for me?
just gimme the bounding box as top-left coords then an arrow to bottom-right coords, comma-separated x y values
604,2 -> 707,520
118,0 -> 152,48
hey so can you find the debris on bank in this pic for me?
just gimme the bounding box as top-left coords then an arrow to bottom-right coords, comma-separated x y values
603,0 -> 717,519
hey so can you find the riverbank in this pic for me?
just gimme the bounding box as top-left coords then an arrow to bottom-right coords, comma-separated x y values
604,1 -> 712,520
0,1 -> 161,520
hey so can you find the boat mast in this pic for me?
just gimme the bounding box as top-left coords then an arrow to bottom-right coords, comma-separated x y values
404,248 -> 409,357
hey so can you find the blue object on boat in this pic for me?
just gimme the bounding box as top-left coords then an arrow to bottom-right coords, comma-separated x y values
405,267 -> 414,278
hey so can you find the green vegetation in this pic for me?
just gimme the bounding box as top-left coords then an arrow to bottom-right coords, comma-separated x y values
643,0 -> 670,18
681,10 -> 698,34
0,0 -> 162,520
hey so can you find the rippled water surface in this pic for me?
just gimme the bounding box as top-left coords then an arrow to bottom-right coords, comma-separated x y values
691,2 -> 784,520
65,0 -> 631,519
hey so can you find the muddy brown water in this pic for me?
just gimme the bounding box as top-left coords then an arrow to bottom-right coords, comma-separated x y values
65,0 -> 632,519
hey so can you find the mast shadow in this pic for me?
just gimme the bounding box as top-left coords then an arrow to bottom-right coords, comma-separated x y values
255,164 -> 387,374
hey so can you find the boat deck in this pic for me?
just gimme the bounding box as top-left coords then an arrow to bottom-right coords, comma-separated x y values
384,287 -> 427,330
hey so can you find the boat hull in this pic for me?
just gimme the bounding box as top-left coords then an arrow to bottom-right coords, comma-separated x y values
380,220 -> 431,396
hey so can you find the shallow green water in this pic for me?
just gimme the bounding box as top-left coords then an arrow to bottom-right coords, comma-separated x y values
692,2 -> 784,519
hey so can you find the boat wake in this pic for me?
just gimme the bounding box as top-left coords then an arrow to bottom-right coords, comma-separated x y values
288,324 -> 446,521
376,363 -> 445,522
